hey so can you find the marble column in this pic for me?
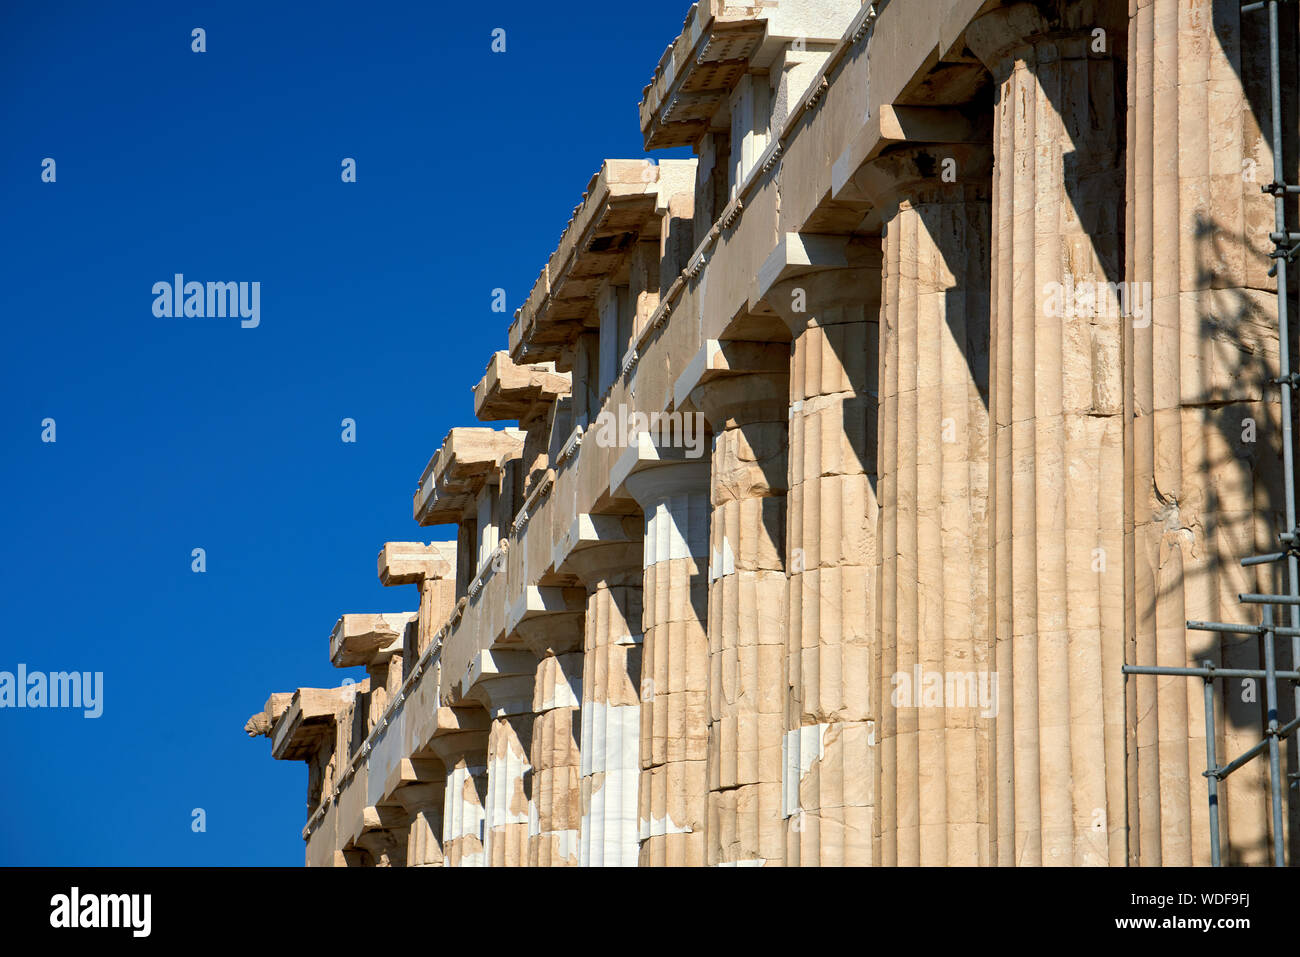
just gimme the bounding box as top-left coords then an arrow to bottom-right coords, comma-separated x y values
429,706 -> 491,867
516,613 -> 585,867
554,515 -> 645,866
465,651 -> 536,867
618,455 -> 712,866
857,143 -> 994,866
967,0 -> 1128,866
399,789 -> 444,867
1125,0 -> 1285,865
766,257 -> 881,866
680,345 -> 790,865
392,757 -> 446,867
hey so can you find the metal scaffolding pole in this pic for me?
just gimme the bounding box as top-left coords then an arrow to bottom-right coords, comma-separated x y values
1123,606 -> 1295,866
1204,662 -> 1222,867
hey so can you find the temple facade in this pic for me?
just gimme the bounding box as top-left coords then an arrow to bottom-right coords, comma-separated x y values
246,0 -> 1300,866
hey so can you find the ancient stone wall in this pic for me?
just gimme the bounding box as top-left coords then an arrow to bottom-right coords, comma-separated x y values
246,0 -> 1298,866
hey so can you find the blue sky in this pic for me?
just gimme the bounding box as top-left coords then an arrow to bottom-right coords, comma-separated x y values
0,0 -> 692,865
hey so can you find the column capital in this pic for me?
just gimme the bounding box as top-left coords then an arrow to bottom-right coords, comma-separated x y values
382,756 -> 444,803
833,104 -> 992,206
611,435 -> 711,508
966,1 -> 1124,72
751,234 -> 882,335
462,649 -> 536,718
427,706 -> 491,766
514,613 -> 585,659
354,806 -> 410,866
361,804 -> 409,832
552,513 -> 644,589
853,144 -> 993,224
391,782 -> 443,816
505,585 -> 587,656
673,340 -> 790,431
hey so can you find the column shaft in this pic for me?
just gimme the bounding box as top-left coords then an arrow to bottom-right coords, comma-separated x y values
968,0 -> 1127,866
395,777 -> 446,867
1125,0 -> 1286,865
408,805 -> 444,866
580,582 -> 643,865
485,714 -> 534,866
442,755 -> 488,867
692,369 -> 789,866
623,464 -> 712,866
773,261 -> 881,866
868,145 -> 994,866
529,651 -> 583,865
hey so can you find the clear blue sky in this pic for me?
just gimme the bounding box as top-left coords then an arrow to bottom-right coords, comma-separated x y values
0,0 -> 692,865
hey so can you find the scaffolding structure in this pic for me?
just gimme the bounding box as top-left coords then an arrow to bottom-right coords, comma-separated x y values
1121,0 -> 1299,866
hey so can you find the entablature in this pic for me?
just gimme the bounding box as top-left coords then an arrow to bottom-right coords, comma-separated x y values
638,0 -> 860,150
269,687 -> 354,762
509,161 -> 666,365
329,612 -> 417,670
413,427 -> 525,526
377,541 -> 457,587
473,351 -> 571,424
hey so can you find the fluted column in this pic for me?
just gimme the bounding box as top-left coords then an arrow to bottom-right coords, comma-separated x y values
857,144 -> 994,865
516,614 -> 585,866
680,345 -> 790,865
967,0 -> 1128,866
429,706 -> 490,867
402,791 -> 444,867
766,256 -> 881,866
1125,0 -> 1284,865
618,455 -> 712,866
466,650 -> 536,867
554,516 -> 645,866
392,758 -> 446,867
580,580 -> 643,864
